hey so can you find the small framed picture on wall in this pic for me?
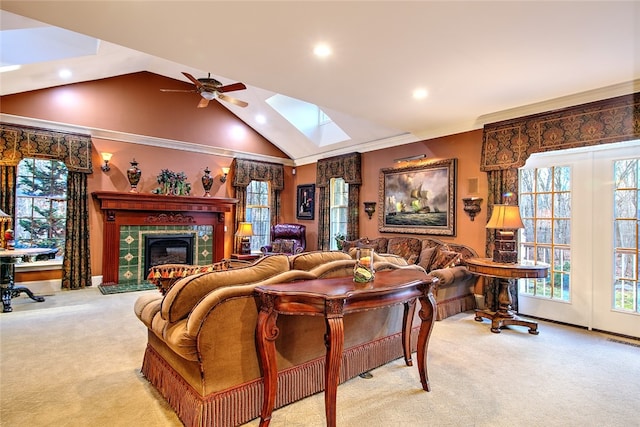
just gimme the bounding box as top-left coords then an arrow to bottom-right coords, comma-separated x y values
296,184 -> 315,220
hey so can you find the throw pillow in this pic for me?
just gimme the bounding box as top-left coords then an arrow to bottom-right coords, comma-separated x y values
271,241 -> 283,253
417,246 -> 438,270
280,239 -> 296,253
431,248 -> 462,270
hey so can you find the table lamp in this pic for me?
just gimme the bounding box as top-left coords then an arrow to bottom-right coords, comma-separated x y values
235,222 -> 254,255
0,209 -> 12,250
486,204 -> 524,264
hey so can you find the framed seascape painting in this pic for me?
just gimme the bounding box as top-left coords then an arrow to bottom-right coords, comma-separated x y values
296,184 -> 315,220
378,158 -> 456,236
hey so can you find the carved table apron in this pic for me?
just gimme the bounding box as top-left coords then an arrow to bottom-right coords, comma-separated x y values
255,268 -> 438,427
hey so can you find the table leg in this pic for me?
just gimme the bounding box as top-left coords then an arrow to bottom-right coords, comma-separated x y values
256,302 -> 279,427
416,283 -> 436,392
474,278 -> 538,334
1,258 -> 45,312
324,315 -> 344,427
402,300 -> 416,366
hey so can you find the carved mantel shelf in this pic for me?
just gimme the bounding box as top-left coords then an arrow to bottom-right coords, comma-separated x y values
92,191 -> 238,285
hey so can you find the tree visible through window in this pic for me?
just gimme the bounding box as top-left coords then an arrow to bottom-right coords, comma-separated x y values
246,180 -> 270,252
15,158 -> 67,256
329,178 -> 349,250
519,166 -> 571,301
613,158 -> 640,313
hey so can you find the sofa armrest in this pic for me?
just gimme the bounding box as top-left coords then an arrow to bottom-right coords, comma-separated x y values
429,266 -> 472,287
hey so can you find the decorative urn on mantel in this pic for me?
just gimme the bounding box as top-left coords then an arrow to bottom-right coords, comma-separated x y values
202,167 -> 213,197
127,159 -> 142,193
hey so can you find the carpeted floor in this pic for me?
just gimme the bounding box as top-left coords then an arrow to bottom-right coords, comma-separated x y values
1,287 -> 639,427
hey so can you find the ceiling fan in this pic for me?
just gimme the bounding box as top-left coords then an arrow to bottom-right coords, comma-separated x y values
161,72 -> 248,108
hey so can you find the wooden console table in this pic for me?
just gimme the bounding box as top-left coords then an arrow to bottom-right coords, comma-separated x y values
0,248 -> 57,312
255,269 -> 438,427
465,257 -> 549,334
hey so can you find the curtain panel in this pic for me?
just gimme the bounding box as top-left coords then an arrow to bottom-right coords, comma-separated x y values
0,123 -> 93,290
480,92 -> 640,311
231,159 -> 285,252
315,152 -> 362,250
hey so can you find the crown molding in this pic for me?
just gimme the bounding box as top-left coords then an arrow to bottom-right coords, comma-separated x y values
0,114 -> 295,166
476,80 -> 640,127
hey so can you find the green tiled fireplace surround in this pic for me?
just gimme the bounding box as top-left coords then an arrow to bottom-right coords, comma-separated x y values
118,224 -> 213,285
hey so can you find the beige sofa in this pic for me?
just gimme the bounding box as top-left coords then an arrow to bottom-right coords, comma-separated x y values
342,236 -> 480,320
134,250 -> 431,427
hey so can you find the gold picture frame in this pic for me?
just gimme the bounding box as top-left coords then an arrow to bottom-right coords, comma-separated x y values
379,158 -> 456,235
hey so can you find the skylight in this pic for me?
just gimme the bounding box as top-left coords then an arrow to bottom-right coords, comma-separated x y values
265,94 -> 350,147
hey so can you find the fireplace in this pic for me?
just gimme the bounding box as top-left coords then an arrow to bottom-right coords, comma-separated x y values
93,191 -> 238,285
144,234 -> 194,274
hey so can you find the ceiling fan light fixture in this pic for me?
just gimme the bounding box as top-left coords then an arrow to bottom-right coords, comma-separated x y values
201,91 -> 217,100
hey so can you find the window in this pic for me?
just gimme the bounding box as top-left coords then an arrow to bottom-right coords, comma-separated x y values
329,178 -> 349,250
15,158 -> 67,256
245,180 -> 270,252
519,166 -> 571,301
613,158 -> 640,313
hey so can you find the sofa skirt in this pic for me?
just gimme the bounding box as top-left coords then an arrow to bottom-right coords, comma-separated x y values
141,327 -> 420,427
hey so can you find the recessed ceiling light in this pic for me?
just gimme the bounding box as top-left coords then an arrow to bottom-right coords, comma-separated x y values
413,88 -> 428,99
313,43 -> 332,58
255,114 -> 267,124
58,69 -> 72,79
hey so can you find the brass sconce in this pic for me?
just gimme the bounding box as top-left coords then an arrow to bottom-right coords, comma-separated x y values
220,167 -> 230,183
363,201 -> 377,220
101,152 -> 112,172
462,197 -> 483,221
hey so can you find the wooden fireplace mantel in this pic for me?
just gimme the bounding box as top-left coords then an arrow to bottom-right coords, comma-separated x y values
92,191 -> 238,284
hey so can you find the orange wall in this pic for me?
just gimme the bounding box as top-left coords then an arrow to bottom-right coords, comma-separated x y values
1,72 -> 488,278
294,130 -> 487,255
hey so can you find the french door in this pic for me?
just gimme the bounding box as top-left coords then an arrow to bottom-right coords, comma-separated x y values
518,140 -> 640,338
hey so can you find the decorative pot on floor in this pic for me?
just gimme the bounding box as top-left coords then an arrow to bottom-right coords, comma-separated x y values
127,159 -> 141,192
202,167 -> 213,197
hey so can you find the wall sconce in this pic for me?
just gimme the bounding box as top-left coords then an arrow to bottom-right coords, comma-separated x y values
363,201 -> 377,220
220,167 -> 230,183
462,197 -> 483,221
101,152 -> 113,172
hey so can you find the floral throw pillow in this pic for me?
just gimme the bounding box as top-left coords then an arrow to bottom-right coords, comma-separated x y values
280,239 -> 296,254
271,241 -> 283,253
431,248 -> 462,270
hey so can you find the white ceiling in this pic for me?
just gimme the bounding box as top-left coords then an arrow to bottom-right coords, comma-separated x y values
1,1 -> 639,165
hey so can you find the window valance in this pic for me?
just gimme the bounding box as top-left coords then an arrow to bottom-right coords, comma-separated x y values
315,152 -> 362,188
0,123 -> 93,173
481,92 -> 640,172
231,158 -> 284,190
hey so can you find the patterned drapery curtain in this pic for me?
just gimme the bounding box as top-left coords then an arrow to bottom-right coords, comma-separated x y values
231,158 -> 284,253
315,152 -> 362,250
480,92 -> 640,311
0,123 -> 93,290
62,172 -> 92,289
0,165 -> 16,245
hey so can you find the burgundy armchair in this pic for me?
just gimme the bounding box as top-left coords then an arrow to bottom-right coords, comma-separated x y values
260,223 -> 306,255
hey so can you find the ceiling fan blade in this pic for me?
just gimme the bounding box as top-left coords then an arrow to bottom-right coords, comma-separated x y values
218,93 -> 249,108
217,82 -> 247,93
160,89 -> 197,93
197,97 -> 210,108
182,72 -> 204,90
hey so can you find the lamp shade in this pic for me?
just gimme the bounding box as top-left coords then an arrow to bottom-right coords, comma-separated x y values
235,222 -> 254,237
486,204 -> 524,230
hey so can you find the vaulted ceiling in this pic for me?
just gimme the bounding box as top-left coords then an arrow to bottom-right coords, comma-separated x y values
1,1 -> 638,165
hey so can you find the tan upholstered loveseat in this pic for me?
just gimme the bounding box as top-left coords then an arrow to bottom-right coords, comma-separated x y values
134,250 -> 432,427
342,236 -> 480,320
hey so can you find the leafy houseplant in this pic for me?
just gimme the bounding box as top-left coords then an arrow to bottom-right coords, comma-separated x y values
152,169 -> 191,196
334,232 -> 345,250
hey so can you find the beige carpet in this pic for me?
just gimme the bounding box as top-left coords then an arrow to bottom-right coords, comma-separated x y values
1,287 -> 639,427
